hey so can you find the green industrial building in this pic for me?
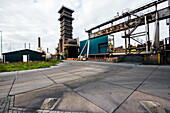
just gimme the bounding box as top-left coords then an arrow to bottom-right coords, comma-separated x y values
2,49 -> 46,63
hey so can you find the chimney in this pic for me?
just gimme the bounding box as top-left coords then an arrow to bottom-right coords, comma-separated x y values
25,43 -> 26,49
47,48 -> 49,53
29,43 -> 30,49
37,37 -> 42,52
38,37 -> 41,48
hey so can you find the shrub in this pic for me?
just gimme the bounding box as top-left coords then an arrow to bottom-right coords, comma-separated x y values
0,64 -> 6,72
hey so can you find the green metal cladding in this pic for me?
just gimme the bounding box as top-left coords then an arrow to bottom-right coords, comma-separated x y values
2,49 -> 46,63
80,35 -> 108,55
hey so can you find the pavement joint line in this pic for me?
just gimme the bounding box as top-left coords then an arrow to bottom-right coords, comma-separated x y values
41,68 -> 85,78
112,65 -> 159,113
62,69 -> 124,87
6,96 -> 11,112
9,95 -> 15,109
100,81 -> 137,91
40,71 -> 58,84
68,72 -> 84,78
69,69 -> 109,78
62,75 -> 98,85
7,71 -> 19,97
9,83 -> 56,96
40,68 -> 104,89
62,83 -> 107,113
137,90 -> 170,101
1,62 -> 161,113
40,70 -> 86,85
101,81 -> 170,100
0,97 -> 8,101
2,97 -> 9,113
62,75 -> 96,85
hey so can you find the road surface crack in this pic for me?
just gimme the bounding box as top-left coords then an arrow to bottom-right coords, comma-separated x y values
112,65 -> 159,113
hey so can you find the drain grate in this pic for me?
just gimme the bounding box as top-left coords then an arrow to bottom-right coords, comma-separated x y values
40,98 -> 61,110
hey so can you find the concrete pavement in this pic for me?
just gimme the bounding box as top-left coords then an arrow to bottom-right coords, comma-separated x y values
0,61 -> 169,113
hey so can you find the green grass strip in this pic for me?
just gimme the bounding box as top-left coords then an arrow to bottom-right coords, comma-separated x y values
0,59 -> 62,72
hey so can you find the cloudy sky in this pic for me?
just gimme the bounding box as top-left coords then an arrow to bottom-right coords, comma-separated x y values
0,0 -> 169,55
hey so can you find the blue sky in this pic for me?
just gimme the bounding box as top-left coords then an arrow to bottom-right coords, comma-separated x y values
0,0 -> 169,55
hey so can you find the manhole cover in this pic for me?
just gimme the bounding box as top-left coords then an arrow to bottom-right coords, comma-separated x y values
140,101 -> 166,113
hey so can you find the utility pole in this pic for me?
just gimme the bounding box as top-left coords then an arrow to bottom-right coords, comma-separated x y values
0,31 -> 2,56
168,0 -> 170,37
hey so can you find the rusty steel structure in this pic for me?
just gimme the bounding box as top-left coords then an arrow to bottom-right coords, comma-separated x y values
87,7 -> 169,39
58,6 -> 74,53
85,0 -> 170,58
58,6 -> 79,59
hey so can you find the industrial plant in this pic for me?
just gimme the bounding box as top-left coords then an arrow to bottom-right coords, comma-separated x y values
57,6 -> 79,59
1,0 -> 170,64
79,0 -> 170,64
1,1 -> 170,113
2,37 -> 46,63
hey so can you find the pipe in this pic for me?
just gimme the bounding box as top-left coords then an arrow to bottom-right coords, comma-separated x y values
145,16 -> 149,52
124,23 -> 127,54
87,38 -> 90,58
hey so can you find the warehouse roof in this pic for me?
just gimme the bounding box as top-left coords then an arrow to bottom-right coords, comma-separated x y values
2,49 -> 45,55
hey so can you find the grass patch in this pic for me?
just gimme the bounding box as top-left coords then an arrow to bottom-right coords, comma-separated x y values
0,59 -> 62,72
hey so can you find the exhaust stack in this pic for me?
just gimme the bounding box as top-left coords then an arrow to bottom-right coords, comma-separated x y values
38,37 -> 41,48
37,37 -> 42,52
29,43 -> 30,49
47,48 -> 49,53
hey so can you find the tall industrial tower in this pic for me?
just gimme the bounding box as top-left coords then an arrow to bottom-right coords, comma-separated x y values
58,6 -> 74,53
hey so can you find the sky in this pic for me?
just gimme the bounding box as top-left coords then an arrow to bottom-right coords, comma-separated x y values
0,0 -> 169,56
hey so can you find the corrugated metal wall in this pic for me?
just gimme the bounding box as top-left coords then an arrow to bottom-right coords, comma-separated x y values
3,50 -> 45,63
80,35 -> 108,55
80,40 -> 88,55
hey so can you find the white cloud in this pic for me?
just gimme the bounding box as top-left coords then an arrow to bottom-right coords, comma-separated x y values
0,0 -> 169,55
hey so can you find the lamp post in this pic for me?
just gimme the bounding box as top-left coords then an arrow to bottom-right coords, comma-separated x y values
0,31 -> 2,56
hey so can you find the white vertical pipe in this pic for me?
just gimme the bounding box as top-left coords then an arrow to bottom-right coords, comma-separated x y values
145,16 -> 148,52
87,38 -> 90,58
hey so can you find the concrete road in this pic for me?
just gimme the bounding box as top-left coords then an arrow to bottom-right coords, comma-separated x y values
0,61 -> 169,113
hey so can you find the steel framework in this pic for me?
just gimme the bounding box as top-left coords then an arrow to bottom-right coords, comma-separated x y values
85,0 -> 169,57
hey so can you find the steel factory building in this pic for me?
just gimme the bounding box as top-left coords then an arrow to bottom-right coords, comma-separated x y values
57,6 -> 79,59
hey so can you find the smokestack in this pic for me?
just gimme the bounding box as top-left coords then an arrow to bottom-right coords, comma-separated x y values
47,48 -> 49,53
38,37 -> 41,48
25,43 -> 26,49
29,43 -> 30,49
